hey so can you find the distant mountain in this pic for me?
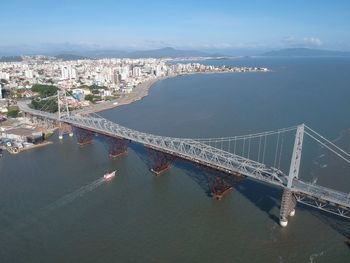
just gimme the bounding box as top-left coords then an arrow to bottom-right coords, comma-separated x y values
262,48 -> 350,57
57,47 -> 224,59
127,47 -> 221,58
0,56 -> 23,62
54,54 -> 89,61
84,49 -> 129,59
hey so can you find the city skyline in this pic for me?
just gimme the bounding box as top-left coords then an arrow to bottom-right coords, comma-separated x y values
1,0 -> 350,55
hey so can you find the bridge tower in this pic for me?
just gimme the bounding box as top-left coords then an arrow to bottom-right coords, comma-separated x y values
279,124 -> 304,227
57,90 -> 73,139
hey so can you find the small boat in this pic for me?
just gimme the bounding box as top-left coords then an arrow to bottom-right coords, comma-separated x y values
104,170 -> 116,180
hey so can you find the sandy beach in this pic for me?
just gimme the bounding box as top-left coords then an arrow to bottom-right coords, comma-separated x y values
81,75 -> 175,114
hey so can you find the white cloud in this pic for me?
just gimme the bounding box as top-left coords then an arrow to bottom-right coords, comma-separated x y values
282,36 -> 323,48
303,37 -> 322,46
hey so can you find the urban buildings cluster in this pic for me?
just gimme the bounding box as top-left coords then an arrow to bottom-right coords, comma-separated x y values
0,55 -> 269,154
0,56 -> 268,103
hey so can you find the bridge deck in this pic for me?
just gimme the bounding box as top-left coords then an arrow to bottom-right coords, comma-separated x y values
293,180 -> 350,208
18,102 -> 350,216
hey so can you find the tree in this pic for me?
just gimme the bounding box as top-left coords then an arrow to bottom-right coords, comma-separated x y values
7,106 -> 19,118
31,97 -> 58,113
91,89 -> 100,95
31,84 -> 58,98
84,94 -> 94,102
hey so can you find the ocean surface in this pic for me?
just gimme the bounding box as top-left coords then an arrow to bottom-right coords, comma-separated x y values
1,57 -> 350,262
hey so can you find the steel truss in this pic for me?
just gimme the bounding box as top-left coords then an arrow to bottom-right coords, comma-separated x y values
294,192 -> 350,219
17,102 -> 350,225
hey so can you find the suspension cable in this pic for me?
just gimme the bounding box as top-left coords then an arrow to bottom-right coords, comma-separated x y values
262,134 -> 267,163
193,126 -> 297,142
305,131 -> 350,164
242,137 -> 246,157
258,136 -> 262,162
305,125 -> 350,158
247,135 -> 251,158
278,133 -> 284,169
274,131 -> 280,167
37,94 -> 58,112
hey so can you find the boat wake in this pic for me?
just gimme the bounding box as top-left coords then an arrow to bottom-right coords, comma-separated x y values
308,250 -> 325,263
45,177 -> 105,210
3,177 -> 106,238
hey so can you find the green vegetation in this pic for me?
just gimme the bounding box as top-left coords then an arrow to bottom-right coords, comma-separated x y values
7,106 -> 20,118
84,94 -> 94,101
90,84 -> 107,90
84,94 -> 102,103
31,84 -> 58,98
104,96 -> 116,101
91,89 -> 100,95
78,84 -> 107,91
31,97 -> 58,113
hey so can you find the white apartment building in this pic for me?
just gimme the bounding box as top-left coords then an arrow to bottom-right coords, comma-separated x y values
61,65 -> 76,80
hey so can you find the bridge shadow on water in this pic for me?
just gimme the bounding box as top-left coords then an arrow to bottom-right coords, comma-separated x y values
174,161 -> 283,224
236,180 -> 282,224
129,142 -> 282,224
302,206 -> 350,240
113,143 -> 350,234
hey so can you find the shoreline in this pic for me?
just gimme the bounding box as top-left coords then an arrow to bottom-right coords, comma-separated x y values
84,70 -> 268,114
81,75 -> 174,114
5,140 -> 53,154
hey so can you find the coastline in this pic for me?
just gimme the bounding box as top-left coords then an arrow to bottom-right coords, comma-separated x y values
81,75 -> 174,114
84,70 -> 268,114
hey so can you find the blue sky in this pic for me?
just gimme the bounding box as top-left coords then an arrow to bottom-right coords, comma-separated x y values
1,0 -> 350,52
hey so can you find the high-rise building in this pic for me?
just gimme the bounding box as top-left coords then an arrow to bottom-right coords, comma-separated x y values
61,65 -> 76,80
70,67 -> 76,79
24,70 -> 33,79
111,69 -> 119,84
155,65 -> 163,76
132,67 -> 141,77
0,72 -> 10,80
61,66 -> 69,80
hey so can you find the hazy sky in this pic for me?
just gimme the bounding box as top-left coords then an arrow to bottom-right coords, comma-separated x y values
1,0 -> 350,52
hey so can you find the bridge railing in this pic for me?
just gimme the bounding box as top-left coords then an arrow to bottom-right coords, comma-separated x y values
19,103 -> 350,210
62,114 -> 288,187
293,179 -> 350,207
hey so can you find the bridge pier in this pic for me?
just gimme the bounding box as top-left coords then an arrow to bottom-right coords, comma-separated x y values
58,122 -> 73,139
208,172 -> 244,200
197,164 -> 244,200
74,127 -> 94,146
279,188 -> 297,227
18,105 -> 350,226
147,148 -> 173,176
105,136 -> 129,159
209,176 -> 233,200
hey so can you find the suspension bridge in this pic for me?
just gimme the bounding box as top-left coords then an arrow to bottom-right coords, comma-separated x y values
17,91 -> 350,227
